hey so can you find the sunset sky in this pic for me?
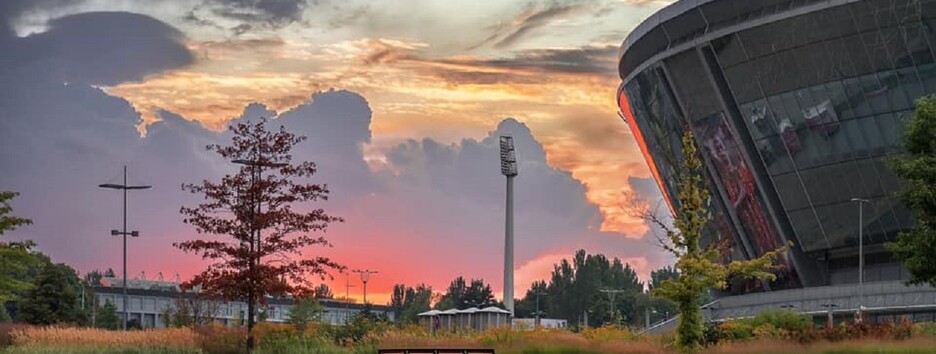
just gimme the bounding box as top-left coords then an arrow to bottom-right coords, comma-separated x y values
0,0 -> 674,304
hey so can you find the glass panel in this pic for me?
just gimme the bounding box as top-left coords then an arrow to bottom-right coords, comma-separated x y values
896,67 -> 924,107
814,202 -> 853,249
788,208 -> 826,252
743,100 -> 779,140
772,172 -> 810,211
861,73 -> 892,113
875,113 -> 901,151
919,62 -> 936,93
760,135 -> 794,174
826,80 -> 854,120
843,77 -> 873,117
901,22 -> 936,66
878,69 -> 912,111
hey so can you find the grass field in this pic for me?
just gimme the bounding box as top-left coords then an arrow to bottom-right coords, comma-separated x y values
3,322 -> 936,353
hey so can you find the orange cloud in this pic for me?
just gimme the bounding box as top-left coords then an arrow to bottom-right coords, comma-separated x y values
105,39 -> 655,238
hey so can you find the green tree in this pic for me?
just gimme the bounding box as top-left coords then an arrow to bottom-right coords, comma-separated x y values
19,263 -> 81,325
313,283 -> 334,299
889,95 -> 936,287
390,284 -> 433,324
646,266 -> 678,324
0,191 -> 31,235
644,131 -> 787,352
287,297 -> 323,331
96,300 -> 120,330
0,191 -> 35,302
435,277 -> 494,310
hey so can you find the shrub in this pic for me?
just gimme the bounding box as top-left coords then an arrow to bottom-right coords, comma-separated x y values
751,324 -> 785,340
743,310 -> 812,333
702,321 -> 723,346
718,321 -> 753,341
913,321 -> 936,337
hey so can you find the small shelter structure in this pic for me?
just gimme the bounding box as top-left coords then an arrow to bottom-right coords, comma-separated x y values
418,306 -> 511,332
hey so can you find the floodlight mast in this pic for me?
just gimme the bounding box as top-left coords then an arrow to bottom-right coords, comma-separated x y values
499,136 -> 518,318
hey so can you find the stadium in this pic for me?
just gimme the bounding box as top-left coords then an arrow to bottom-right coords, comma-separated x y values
616,0 -> 936,325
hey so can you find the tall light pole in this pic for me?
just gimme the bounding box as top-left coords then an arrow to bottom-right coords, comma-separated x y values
850,197 -> 870,321
499,136 -> 518,317
353,269 -> 378,306
99,165 -> 151,330
232,157 -> 286,351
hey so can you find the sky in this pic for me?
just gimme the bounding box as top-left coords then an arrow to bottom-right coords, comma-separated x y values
0,0 -> 675,304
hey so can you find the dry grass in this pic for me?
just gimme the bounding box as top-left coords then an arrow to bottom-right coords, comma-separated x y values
10,326 -> 199,349
704,338 -> 936,354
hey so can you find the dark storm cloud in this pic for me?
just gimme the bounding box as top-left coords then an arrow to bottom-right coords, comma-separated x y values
2,12 -> 193,86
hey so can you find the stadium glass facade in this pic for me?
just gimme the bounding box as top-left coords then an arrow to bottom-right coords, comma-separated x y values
617,0 -> 936,296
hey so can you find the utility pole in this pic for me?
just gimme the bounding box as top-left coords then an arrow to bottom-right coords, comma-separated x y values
600,289 -> 625,326
99,165 -> 151,330
534,291 -> 546,327
344,271 -> 355,324
499,136 -> 518,317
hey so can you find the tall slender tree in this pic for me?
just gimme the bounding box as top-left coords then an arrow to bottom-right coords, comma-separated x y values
175,118 -> 342,352
643,131 -> 787,352
889,95 -> 936,287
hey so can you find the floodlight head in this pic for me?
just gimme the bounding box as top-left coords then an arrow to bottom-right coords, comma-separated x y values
499,136 -> 518,177
130,231 -> 140,237
111,230 -> 120,236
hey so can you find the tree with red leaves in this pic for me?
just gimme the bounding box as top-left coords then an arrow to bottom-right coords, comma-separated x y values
175,118 -> 342,352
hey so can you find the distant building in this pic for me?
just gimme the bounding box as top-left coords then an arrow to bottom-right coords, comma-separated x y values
512,318 -> 568,330
93,277 -> 393,328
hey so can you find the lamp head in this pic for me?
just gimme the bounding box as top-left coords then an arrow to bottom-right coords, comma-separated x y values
499,136 -> 518,177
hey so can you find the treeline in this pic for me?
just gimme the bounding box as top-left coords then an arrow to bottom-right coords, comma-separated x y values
389,249 -> 678,329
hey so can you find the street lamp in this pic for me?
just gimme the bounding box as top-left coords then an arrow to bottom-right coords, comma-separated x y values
99,165 -> 151,331
850,197 -> 870,321
821,303 -> 839,328
353,269 -> 378,306
499,136 -> 518,317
